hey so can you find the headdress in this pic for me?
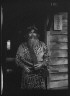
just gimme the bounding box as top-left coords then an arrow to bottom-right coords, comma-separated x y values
27,25 -> 39,38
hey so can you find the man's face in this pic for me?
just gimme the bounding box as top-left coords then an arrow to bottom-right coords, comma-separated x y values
28,30 -> 39,46
28,36 -> 39,47
29,36 -> 37,44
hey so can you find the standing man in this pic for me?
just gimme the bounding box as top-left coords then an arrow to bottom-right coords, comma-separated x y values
15,25 -> 49,89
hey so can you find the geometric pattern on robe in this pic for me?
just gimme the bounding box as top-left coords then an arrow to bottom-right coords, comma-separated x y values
16,41 -> 49,89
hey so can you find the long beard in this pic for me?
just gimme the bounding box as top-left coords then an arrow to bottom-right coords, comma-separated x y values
29,39 -> 39,47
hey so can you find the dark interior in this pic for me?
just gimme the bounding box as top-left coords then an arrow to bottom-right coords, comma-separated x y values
2,0 -> 69,95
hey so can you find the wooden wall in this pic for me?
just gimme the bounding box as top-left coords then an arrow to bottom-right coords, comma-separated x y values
47,12 -> 68,89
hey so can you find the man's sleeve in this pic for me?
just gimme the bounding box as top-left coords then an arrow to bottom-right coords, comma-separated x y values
43,42 -> 50,67
15,43 -> 25,66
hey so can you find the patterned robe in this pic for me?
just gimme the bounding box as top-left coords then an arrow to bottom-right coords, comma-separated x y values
16,41 -> 49,89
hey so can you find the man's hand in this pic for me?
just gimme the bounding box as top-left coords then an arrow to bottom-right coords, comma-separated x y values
34,59 -> 48,70
34,63 -> 43,69
24,65 -> 31,73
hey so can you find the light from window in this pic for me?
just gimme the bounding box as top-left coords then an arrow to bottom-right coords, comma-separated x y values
7,40 -> 11,50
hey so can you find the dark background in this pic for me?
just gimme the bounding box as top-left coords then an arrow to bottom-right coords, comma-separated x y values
2,0 -> 69,55
2,0 -> 69,95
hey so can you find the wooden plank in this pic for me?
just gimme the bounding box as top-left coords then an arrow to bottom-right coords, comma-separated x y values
50,42 -> 68,49
48,86 -> 68,89
50,30 -> 68,35
49,58 -> 68,65
49,50 -> 68,57
49,65 -> 68,73
49,80 -> 68,88
49,68 -> 68,73
50,35 -> 68,42
49,71 -> 68,74
49,73 -> 68,81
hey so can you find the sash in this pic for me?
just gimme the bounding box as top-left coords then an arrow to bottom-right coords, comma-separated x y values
27,42 -> 38,67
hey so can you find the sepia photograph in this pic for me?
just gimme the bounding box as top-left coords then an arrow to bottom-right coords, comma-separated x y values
1,0 -> 69,95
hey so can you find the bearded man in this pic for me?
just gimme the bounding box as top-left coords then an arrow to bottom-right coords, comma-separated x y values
15,25 -> 49,90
